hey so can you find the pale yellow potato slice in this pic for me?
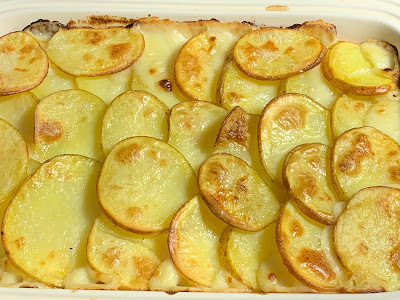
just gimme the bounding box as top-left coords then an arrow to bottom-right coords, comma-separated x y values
285,64 -> 341,109
87,214 -> 164,290
1,155 -> 101,287
334,187 -> 400,291
259,93 -> 332,184
168,100 -> 227,172
0,31 -> 48,95
97,136 -> 198,234
0,119 -> 28,205
217,58 -> 280,114
33,89 -> 107,163
76,67 -> 131,105
101,90 -> 168,155
298,20 -> 338,48
332,126 -> 400,200
47,27 -> 144,76
27,159 -> 41,176
198,153 -> 279,231
233,28 -> 325,80
283,143 -> 343,224
322,41 -> 398,95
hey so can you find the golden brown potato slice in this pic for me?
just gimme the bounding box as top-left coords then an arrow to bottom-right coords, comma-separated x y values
0,31 -> 48,95
334,187 -> 400,291
217,58 -> 280,114
47,27 -> 144,76
33,89 -> 107,163
297,20 -> 338,48
198,153 -> 279,231
321,41 -> 399,95
283,143 -> 343,224
233,28 -> 325,80
97,136 -> 198,234
2,155 -> 101,287
332,126 -> 400,200
259,93 -> 332,184
168,100 -> 227,173
101,90 -> 169,155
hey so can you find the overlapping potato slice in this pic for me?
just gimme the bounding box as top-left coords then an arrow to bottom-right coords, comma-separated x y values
33,89 -> 107,163
259,93 -> 332,184
1,155 -> 101,287
233,28 -> 325,80
334,187 -> 400,291
101,90 -> 169,155
217,58 -> 280,114
168,101 -> 227,172
47,27 -> 144,76
283,143 -> 343,224
23,20 -> 62,48
0,31 -> 48,95
322,41 -> 399,95
87,214 -> 165,290
332,126 -> 400,200
297,20 -> 338,48
198,153 -> 279,231
97,136 -> 197,234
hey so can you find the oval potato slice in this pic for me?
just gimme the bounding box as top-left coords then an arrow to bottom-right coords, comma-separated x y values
334,187 -> 400,291
0,31 -> 48,95
101,90 -> 169,155
1,155 -> 101,287
97,136 -> 198,234
198,153 -> 279,231
33,89 -> 107,163
259,93 -> 332,184
47,27 -> 144,76
233,28 -> 325,80
332,126 -> 400,200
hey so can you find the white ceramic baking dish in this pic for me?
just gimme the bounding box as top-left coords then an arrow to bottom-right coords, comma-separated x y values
1,0 -> 400,299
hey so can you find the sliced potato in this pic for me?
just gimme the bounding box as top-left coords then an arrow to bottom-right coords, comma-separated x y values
1,155 -> 101,287
259,93 -> 332,184
0,31 -> 48,95
33,89 -> 107,163
27,159 -> 41,176
217,58 -> 280,114
233,28 -> 325,80
283,143 -> 343,224
332,126 -> 400,200
334,187 -> 400,291
97,136 -> 198,234
47,27 -> 144,76
168,100 -> 227,172
23,20 -> 62,48
101,90 -> 169,155
198,153 -> 279,231
298,20 -> 338,48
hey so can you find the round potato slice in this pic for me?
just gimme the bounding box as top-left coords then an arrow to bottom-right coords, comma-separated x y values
101,90 -> 169,155
259,93 -> 332,184
297,20 -> 338,48
97,136 -> 198,234
233,28 -> 325,80
334,187 -> 400,291
0,118 -> 28,205
283,143 -> 343,225
0,31 -> 48,95
198,153 -> 279,231
47,27 -> 144,76
1,155 -> 101,287
332,126 -> 400,200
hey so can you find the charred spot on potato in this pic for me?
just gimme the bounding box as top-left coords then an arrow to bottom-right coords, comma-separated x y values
116,143 -> 143,164
84,31 -> 106,45
275,105 -> 307,131
158,79 -> 172,92
388,166 -> 400,183
109,43 -> 131,59
290,220 -> 304,237
36,119 -> 63,142
261,40 -> 279,52
297,248 -> 336,281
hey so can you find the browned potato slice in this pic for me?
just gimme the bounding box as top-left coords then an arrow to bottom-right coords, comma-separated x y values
2,155 -> 101,287
101,90 -> 169,155
33,89 -> 107,163
198,153 -> 279,231
332,126 -> 400,200
97,136 -> 198,234
0,32 -> 48,95
47,27 -> 144,76
334,187 -> 400,291
298,20 -> 338,48
259,93 -> 332,184
283,143 -> 343,224
233,28 -> 325,80
23,20 -> 62,49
